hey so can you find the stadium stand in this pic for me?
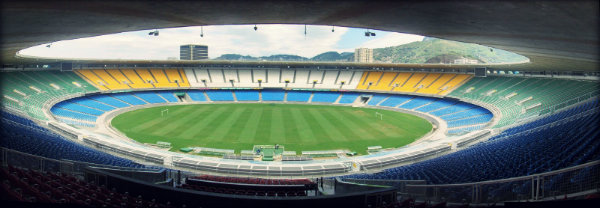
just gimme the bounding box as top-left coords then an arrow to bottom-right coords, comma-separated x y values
118,69 -> 154,88
0,71 -> 97,120
337,92 -> 361,104
111,94 -> 147,105
379,95 -> 414,107
69,97 -> 116,111
1,166 -> 170,207
52,102 -> 104,116
344,100 -> 600,183
449,76 -> 600,127
234,90 -> 259,101
286,91 -> 311,102
367,94 -> 388,106
88,94 -> 131,108
164,69 -> 190,87
187,91 -> 207,102
1,112 -> 145,168
155,91 -> 179,102
310,91 -> 340,103
398,97 -> 437,109
261,90 -> 285,101
205,91 -> 234,101
133,91 -> 167,104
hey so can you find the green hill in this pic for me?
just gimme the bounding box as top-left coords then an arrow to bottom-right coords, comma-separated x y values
311,51 -> 354,62
213,38 -> 528,64
373,38 -> 528,64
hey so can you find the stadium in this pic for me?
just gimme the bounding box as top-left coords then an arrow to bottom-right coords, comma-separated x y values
1,1 -> 598,208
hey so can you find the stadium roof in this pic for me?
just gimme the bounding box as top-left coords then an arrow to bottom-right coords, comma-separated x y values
1,0 -> 598,72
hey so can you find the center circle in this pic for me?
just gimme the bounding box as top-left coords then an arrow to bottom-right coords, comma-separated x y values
111,103 -> 432,155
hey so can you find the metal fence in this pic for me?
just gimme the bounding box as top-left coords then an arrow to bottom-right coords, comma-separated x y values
402,160 -> 599,204
0,147 -> 76,175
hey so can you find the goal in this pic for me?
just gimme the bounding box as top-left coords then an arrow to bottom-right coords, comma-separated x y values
375,112 -> 383,120
161,109 -> 169,117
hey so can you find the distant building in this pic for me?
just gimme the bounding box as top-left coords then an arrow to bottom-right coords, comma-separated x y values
453,58 -> 478,64
354,48 -> 373,63
180,44 -> 208,60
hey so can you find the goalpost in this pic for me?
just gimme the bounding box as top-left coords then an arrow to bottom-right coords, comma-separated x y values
375,112 -> 383,120
161,109 -> 169,117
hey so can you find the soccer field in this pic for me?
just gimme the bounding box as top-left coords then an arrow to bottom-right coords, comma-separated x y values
111,103 -> 432,155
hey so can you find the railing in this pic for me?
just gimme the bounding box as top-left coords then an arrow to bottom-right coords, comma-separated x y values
398,160 -> 600,204
0,147 -> 76,175
0,147 -> 166,183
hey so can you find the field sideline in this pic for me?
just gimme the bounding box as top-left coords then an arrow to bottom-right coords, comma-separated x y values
111,103 -> 432,155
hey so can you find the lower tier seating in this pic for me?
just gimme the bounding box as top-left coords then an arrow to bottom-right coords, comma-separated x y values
1,166 -> 172,207
343,100 -> 600,184
1,112 -> 146,169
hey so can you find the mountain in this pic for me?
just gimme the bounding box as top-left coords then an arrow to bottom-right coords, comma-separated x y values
261,54 -> 308,62
310,51 -> 354,62
213,38 -> 528,64
214,54 -> 259,61
373,38 -> 528,64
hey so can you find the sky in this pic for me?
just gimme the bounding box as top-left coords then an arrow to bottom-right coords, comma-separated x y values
18,25 -> 424,60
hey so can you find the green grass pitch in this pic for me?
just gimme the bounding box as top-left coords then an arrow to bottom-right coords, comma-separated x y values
111,103 -> 432,155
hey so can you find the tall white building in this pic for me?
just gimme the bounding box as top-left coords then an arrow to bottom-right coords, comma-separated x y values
180,44 -> 208,60
354,48 -> 374,63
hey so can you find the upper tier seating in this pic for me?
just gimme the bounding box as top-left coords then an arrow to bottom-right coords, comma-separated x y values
76,69 -> 189,90
0,71 -> 97,120
206,91 -> 234,101
234,90 -> 259,101
261,90 -> 285,101
449,76 -> 600,127
357,72 -> 472,95
343,100 -> 600,184
311,92 -> 340,103
0,112 -> 145,168
183,68 -> 363,89
286,91 -> 311,102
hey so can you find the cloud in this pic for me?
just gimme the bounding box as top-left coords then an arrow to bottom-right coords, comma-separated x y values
19,25 -> 419,60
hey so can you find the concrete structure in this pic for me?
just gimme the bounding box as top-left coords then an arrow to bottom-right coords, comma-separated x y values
1,0 -> 598,72
179,44 -> 208,60
354,48 -> 373,63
